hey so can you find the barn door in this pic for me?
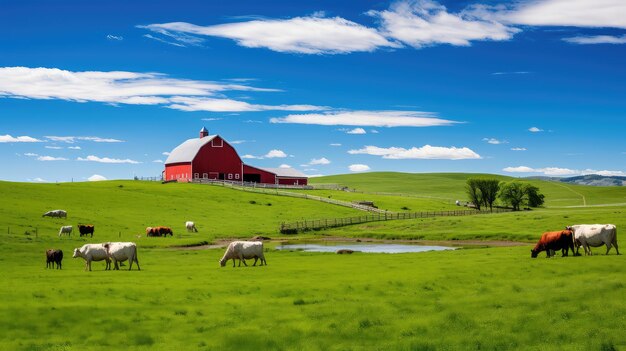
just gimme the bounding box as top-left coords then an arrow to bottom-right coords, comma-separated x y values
208,172 -> 219,180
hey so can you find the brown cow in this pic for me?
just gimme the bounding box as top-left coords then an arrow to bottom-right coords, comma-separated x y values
78,224 -> 95,237
46,249 -> 63,269
146,226 -> 173,237
531,230 -> 575,258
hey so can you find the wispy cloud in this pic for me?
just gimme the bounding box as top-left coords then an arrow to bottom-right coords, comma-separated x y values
503,166 -> 626,177
88,174 -> 107,181
0,134 -> 42,143
68,146 -> 81,150
346,128 -> 367,135
563,34 -> 626,45
0,67 -> 325,113
483,137 -> 508,145
45,136 -> 124,143
24,153 -> 39,157
31,177 -> 47,182
37,156 -> 68,161
201,117 -> 222,121
152,159 -> 164,163
503,0 -> 626,29
528,127 -> 543,133
279,164 -> 292,168
349,164 -> 371,172
309,157 -> 331,165
511,147 -> 527,151
348,145 -> 481,160
139,16 -> 399,54
241,154 -> 262,159
45,146 -> 63,150
330,143 -> 342,147
106,34 -> 124,41
264,149 -> 287,158
491,71 -> 530,75
271,110 -> 457,127
143,34 -> 187,47
77,155 -> 140,164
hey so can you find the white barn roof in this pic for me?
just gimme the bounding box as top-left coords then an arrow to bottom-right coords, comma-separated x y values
165,135 -> 216,164
260,167 -> 307,178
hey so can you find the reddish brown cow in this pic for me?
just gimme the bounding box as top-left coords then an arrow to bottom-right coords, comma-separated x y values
531,230 -> 575,258
146,226 -> 173,237
46,249 -> 63,269
78,224 -> 95,237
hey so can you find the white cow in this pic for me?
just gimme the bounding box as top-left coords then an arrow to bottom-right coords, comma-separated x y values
72,244 -> 111,271
58,225 -> 73,237
219,241 -> 267,267
104,242 -> 140,271
567,224 -> 619,256
43,210 -> 67,218
185,221 -> 198,233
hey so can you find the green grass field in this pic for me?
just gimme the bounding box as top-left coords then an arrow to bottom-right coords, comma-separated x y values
1,174 -> 625,350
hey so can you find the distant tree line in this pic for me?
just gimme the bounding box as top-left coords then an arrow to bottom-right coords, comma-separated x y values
466,178 -> 545,211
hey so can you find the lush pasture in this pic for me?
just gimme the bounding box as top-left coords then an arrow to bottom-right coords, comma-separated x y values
310,172 -> 626,207
1,176 -> 625,350
1,242 -> 624,351
0,180 -> 363,246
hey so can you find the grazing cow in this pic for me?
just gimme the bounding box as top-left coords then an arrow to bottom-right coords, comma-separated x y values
146,226 -> 173,237
72,244 -> 111,271
58,225 -> 73,237
336,249 -> 355,254
186,221 -> 198,233
45,249 -> 63,269
42,210 -> 67,218
219,241 -> 267,267
567,224 -> 619,256
531,230 -> 575,258
78,224 -> 95,238
104,242 -> 140,271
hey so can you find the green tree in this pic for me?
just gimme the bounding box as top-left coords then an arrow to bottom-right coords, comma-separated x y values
478,179 -> 500,211
466,178 -> 482,210
498,181 -> 545,211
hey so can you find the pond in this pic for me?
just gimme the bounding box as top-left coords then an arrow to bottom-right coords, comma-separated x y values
275,243 -> 456,254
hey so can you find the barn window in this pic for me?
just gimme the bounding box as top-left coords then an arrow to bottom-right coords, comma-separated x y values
228,173 -> 233,180
203,173 -> 208,179
211,138 -> 223,147
235,174 -> 240,180
194,173 -> 199,179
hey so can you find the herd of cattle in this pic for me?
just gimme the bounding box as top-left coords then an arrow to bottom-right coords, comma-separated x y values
531,224 -> 619,258
42,210 -> 619,271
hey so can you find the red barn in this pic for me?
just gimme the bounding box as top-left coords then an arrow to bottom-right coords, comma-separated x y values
164,128 -> 308,186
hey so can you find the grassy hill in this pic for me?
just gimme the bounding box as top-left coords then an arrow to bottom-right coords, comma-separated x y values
310,172 -> 626,207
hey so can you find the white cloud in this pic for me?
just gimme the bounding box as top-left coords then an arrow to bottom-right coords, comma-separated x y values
264,149 -> 287,158
241,154 -> 262,159
37,156 -> 68,161
270,110 -> 457,127
68,146 -> 81,150
369,0 -> 519,49
152,159 -> 164,163
77,155 -> 140,164
162,151 -> 171,156
563,34 -> 626,45
24,153 -> 38,157
45,136 -> 124,143
504,0 -> 626,29
45,146 -> 63,150
201,117 -> 222,121
528,127 -> 543,133
502,166 -> 626,177
140,16 -> 399,54
88,174 -> 107,181
511,147 -> 527,151
230,140 -> 254,144
370,129 -> 379,134
346,128 -> 367,135
143,34 -> 187,47
491,71 -> 530,75
107,34 -> 124,41
0,134 -> 42,143
348,145 -> 481,160
310,157 -> 331,165
349,164 -> 371,172
279,164 -> 292,168
483,137 -> 508,145
330,143 -> 342,146
31,177 -> 47,182
0,67 -> 324,113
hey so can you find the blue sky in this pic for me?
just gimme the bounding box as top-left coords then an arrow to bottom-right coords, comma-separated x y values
1,0 -> 625,182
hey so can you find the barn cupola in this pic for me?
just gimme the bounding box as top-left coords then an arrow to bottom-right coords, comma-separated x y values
199,127 -> 209,139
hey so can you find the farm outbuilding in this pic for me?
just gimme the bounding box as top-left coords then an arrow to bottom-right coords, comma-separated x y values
164,128 -> 308,186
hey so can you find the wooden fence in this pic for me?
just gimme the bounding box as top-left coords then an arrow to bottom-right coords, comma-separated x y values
279,208 -> 511,234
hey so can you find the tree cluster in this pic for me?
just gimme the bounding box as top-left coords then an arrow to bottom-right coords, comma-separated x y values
466,178 -> 545,211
